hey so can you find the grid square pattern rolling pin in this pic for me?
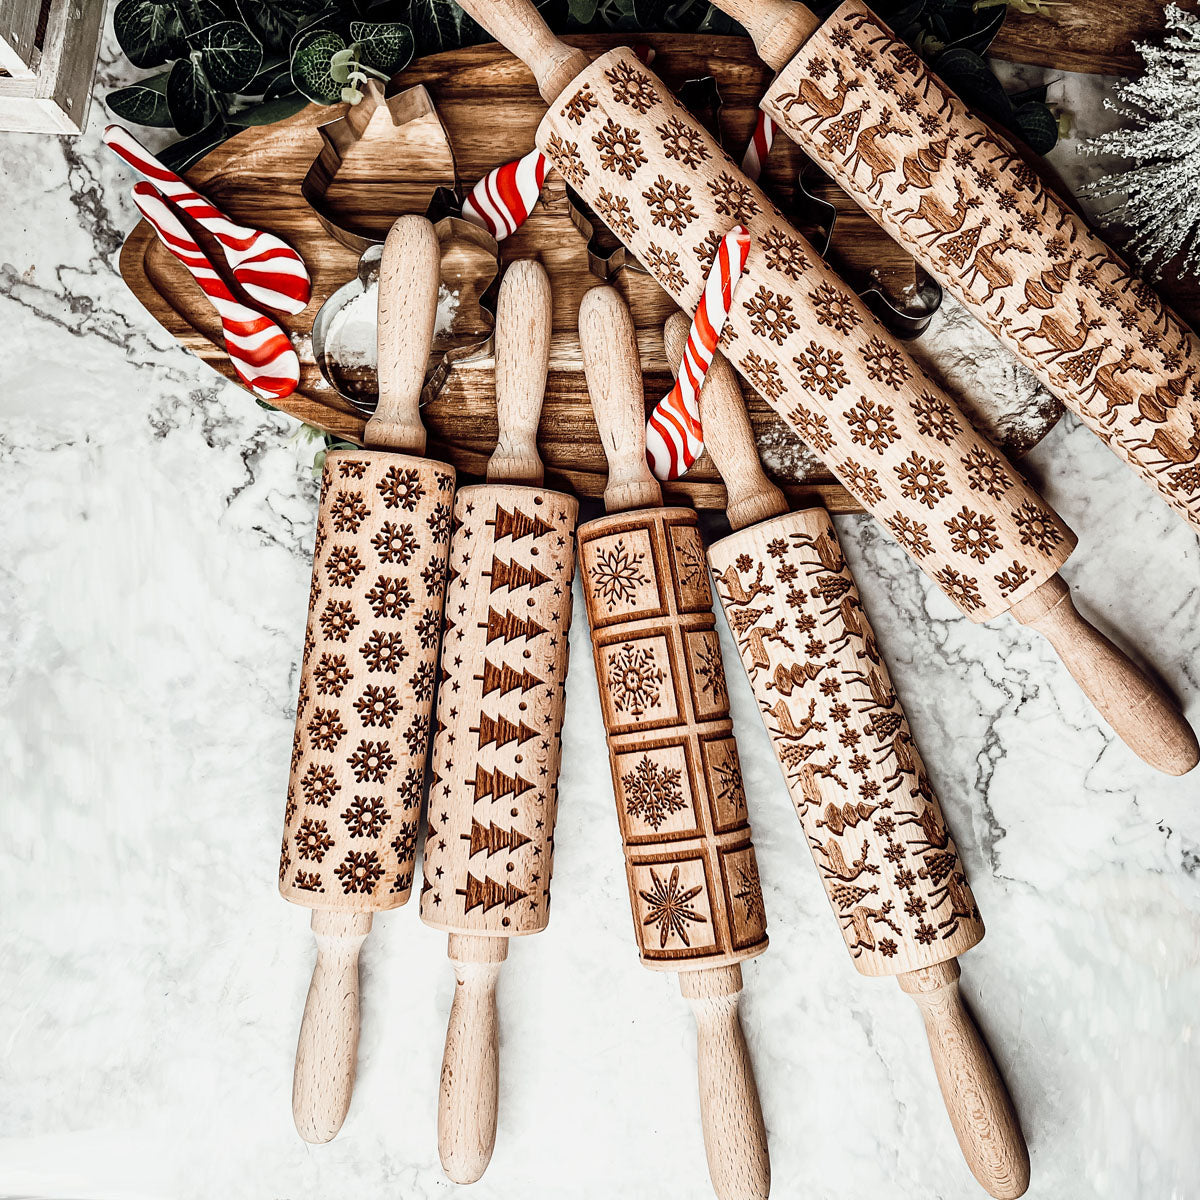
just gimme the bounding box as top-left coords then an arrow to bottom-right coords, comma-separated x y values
279,215 -> 453,1143
450,0 -> 1197,777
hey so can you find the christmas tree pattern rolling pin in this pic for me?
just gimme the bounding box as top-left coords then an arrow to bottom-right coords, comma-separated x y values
280,215 -> 454,1143
679,314 -> 1028,1198
451,0 -> 1197,776
420,259 -> 578,1184
710,0 -> 1200,537
577,286 -> 770,1200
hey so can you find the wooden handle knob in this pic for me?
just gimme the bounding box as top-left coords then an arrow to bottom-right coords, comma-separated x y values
679,966 -> 771,1200
898,962 -> 1030,1199
579,286 -> 662,513
706,0 -> 819,70
1010,575 -> 1198,775
452,0 -> 590,102
488,259 -> 552,486
438,933 -> 510,1183
292,909 -> 372,1143
663,311 -> 786,533
367,214 -> 440,454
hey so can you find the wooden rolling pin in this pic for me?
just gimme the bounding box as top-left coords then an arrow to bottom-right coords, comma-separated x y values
451,0 -> 1198,776
711,0 -> 1200,537
279,215 -> 454,1142
420,259 -> 578,1183
577,285 -> 770,1200
678,313 -> 1027,1198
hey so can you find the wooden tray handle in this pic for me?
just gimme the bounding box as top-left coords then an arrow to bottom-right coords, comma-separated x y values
1010,576 -> 1198,775
488,260 -> 553,487
706,0 -> 819,71
367,214 -> 440,454
898,961 -> 1030,1200
438,934 -> 510,1183
453,0 -> 590,103
679,966 -> 771,1200
579,285 -> 663,514
663,312 -> 786,533
292,910 -> 372,1143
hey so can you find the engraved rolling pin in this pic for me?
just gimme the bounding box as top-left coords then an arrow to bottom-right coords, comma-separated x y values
449,0 -> 1197,775
712,0 -> 1200,536
279,215 -> 454,1142
420,259 -> 578,1183
679,316 -> 1027,1198
577,286 -> 770,1200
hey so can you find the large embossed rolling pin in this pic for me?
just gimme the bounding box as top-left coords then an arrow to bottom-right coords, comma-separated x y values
279,215 -> 454,1142
578,286 -> 770,1200
683,317 -> 1027,1198
420,260 -> 578,1183
713,0 -> 1200,535
450,0 -> 1197,776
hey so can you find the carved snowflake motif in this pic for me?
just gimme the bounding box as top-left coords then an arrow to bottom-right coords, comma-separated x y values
886,513 -> 933,558
396,766 -> 423,810
594,188 -> 639,241
300,763 -> 340,806
338,459 -> 367,479
360,629 -> 408,674
307,707 -> 346,752
348,739 -> 396,784
622,754 -> 686,830
341,794 -> 390,839
641,174 -> 697,234
293,870 -> 323,892
329,490 -> 369,533
961,445 -> 1011,498
644,243 -> 686,293
809,281 -> 863,335
692,230 -> 724,272
279,835 -> 291,882
793,341 -> 849,398
403,711 -> 431,756
561,85 -> 597,125
325,545 -> 365,588
994,559 -> 1033,598
760,227 -> 810,280
944,506 -> 1001,563
376,466 -> 424,511
911,390 -> 962,445
894,451 -> 950,509
420,554 -> 446,596
844,396 -> 900,454
295,817 -> 334,862
707,171 -> 760,224
335,849 -> 384,895
409,658 -> 436,704
319,598 -> 359,643
744,285 -> 798,345
592,117 -> 647,179
640,866 -> 707,948
589,539 -> 650,610
859,336 -> 912,390
605,59 -> 660,112
657,115 -> 711,167
372,520 -> 417,565
740,351 -> 785,401
415,607 -> 441,649
786,402 -> 834,453
355,683 -> 400,728
313,652 -> 352,697
545,132 -> 587,187
607,642 -> 666,716
839,458 -> 885,506
694,637 -> 728,705
426,502 -> 451,542
391,821 -> 419,861
1012,502 -> 1064,556
934,566 -> 983,612
735,862 -> 764,923
365,574 -> 413,620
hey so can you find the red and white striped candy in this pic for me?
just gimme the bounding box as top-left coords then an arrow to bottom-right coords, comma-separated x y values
646,226 -> 751,480
131,183 -> 299,401
740,110 -> 776,182
461,147 -> 549,240
105,125 -> 311,316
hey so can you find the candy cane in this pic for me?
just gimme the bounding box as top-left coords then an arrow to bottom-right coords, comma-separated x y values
131,183 -> 300,401
646,226 -> 752,480
461,148 -> 549,240
740,111 -> 776,182
105,125 -> 311,315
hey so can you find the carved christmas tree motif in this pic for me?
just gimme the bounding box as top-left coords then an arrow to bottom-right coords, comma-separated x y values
459,873 -> 529,913
476,660 -> 544,697
622,755 -> 686,830
820,103 -> 865,155
939,222 -> 984,269
471,763 -> 534,802
588,538 -> 650,610
490,505 -> 554,542
607,642 -> 666,716
482,608 -> 548,645
639,866 -> 707,948
471,711 -> 540,750
463,819 -> 532,858
487,557 -> 549,592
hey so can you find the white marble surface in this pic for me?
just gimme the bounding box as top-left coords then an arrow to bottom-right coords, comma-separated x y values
2,29 -> 1198,1200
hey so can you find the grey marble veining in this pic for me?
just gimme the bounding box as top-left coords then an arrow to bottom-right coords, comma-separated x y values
1,31 -> 1197,1200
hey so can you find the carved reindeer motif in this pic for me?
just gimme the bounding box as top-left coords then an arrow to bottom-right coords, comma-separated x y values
898,805 -> 950,853
778,61 -> 861,128
766,695 -> 825,741
1081,344 -> 1140,423
844,667 -> 897,713
877,729 -> 921,791
919,864 -> 979,933
740,617 -> 793,678
826,595 -> 880,664
716,561 -> 772,606
789,529 -> 845,575
896,178 -> 980,244
812,836 -> 879,882
842,899 -> 903,955
845,107 -> 904,200
1015,299 -> 1102,363
961,223 -> 1032,309
1130,412 -> 1200,467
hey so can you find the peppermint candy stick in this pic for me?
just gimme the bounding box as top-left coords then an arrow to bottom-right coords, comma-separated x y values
461,148 -> 549,240
131,183 -> 300,401
739,110 -> 777,182
646,226 -> 751,480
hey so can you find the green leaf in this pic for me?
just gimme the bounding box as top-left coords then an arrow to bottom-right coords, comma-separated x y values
174,0 -> 226,35
236,0 -> 322,52
1012,100 -> 1060,154
231,93 -> 310,124
113,0 -> 182,67
106,72 -> 174,126
349,20 -> 414,73
167,55 -> 220,134
933,47 -> 1011,122
158,116 -> 232,172
187,20 -> 264,92
408,0 -> 467,53
567,0 -> 599,22
290,29 -> 348,104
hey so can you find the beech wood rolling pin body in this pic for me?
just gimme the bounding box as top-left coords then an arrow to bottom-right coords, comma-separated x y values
714,0 -> 1200,536
279,216 -> 454,1143
451,0 -> 1197,777
680,316 -> 1027,1198
578,287 -> 770,1200
420,260 -> 578,1183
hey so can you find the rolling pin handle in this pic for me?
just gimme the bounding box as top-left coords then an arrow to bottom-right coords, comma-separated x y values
706,0 -> 821,71
679,965 -> 771,1200
439,933 -> 510,1184
1010,574 -> 1198,776
898,960 -> 1030,1199
292,908 -> 373,1143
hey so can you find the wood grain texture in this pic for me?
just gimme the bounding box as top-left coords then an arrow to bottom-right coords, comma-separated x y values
281,449 -> 454,910
761,0 -> 1200,535
537,48 -> 1078,620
